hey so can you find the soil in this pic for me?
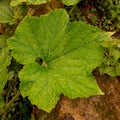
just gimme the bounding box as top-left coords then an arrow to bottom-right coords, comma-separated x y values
44,69 -> 120,120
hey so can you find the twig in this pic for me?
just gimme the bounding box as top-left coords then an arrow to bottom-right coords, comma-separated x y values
68,4 -> 77,16
1,91 -> 21,120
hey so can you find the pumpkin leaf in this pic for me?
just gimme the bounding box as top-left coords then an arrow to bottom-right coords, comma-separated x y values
0,33 -> 11,92
8,9 -> 108,112
10,0 -> 47,6
0,48 -> 11,92
0,48 -> 11,109
10,0 -> 80,7
62,0 -> 80,6
0,0 -> 27,25
0,33 -> 11,108
0,34 -> 10,49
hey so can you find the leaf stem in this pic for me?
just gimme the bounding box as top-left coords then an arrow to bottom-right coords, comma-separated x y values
68,4 -> 77,16
1,91 -> 21,120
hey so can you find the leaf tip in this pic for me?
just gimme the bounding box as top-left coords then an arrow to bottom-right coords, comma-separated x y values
99,91 -> 104,95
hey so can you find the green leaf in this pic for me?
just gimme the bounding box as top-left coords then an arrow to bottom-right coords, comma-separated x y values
110,47 -> 120,62
62,0 -> 80,6
101,65 -> 116,77
0,0 -> 13,23
0,33 -> 11,92
0,0 -> 27,24
8,9 -> 107,112
10,0 -> 47,6
104,57 -> 116,66
116,63 -> 120,76
0,48 -> 11,92
0,34 -> 10,49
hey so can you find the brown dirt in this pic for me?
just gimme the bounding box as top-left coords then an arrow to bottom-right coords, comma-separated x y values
28,0 -> 62,17
0,24 -> 9,35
